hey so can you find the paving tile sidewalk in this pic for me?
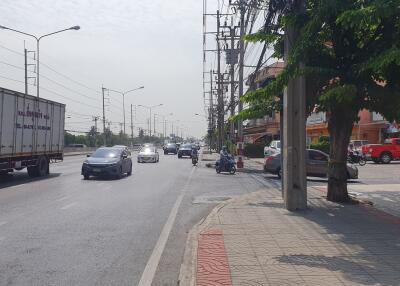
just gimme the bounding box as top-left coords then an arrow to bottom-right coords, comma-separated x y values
187,186 -> 400,286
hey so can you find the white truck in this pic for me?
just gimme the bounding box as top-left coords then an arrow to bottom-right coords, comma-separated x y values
0,87 -> 65,177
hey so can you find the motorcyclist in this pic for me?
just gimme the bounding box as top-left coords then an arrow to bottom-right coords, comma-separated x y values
191,146 -> 198,159
220,146 -> 229,170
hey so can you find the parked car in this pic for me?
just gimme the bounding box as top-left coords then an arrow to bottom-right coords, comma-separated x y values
137,147 -> 159,163
164,143 -> 178,154
264,149 -> 358,180
178,144 -> 193,158
81,147 -> 132,179
362,138 -> 400,164
264,140 -> 281,156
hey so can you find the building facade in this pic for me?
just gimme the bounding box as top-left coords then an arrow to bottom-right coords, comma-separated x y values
244,61 -> 397,145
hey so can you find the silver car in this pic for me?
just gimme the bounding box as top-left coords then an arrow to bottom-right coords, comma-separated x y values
137,147 -> 159,163
264,149 -> 358,179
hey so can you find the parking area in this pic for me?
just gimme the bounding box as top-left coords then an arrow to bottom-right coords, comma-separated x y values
310,162 -> 400,217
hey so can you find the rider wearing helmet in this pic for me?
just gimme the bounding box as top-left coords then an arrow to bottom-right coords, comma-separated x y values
220,146 -> 229,169
191,145 -> 198,158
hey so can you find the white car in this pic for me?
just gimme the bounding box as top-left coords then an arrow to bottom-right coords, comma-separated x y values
264,140 -> 281,156
137,147 -> 159,163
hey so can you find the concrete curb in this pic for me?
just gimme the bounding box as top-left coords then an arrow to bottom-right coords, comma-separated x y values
178,200 -> 232,286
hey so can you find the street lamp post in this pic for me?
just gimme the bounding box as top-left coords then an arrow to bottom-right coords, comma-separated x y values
105,86 -> 144,135
138,104 -> 163,137
0,25 -> 80,99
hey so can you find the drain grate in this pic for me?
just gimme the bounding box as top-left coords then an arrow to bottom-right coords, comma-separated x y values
192,196 -> 233,204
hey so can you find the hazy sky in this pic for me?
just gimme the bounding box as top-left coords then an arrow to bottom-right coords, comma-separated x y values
0,0 -> 207,137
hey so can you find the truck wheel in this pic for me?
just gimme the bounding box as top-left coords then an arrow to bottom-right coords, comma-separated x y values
37,156 -> 49,177
380,153 -> 392,164
27,166 -> 38,177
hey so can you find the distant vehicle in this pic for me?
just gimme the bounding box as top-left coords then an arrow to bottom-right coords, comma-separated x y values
132,144 -> 142,151
137,147 -> 159,163
82,147 -> 132,179
113,145 -> 130,153
264,140 -> 281,156
178,144 -> 193,158
350,140 -> 369,151
0,87 -> 64,177
143,143 -> 154,148
164,143 -> 178,155
264,149 -> 358,180
362,138 -> 400,164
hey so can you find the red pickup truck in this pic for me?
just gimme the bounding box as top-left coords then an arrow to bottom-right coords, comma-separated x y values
362,138 -> 400,164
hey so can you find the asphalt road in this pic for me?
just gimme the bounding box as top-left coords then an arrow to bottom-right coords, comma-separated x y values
0,152 -> 269,286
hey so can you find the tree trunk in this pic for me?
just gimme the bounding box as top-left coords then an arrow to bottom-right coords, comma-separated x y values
327,110 -> 355,202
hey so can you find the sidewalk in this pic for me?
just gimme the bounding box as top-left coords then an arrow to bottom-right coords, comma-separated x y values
180,185 -> 400,286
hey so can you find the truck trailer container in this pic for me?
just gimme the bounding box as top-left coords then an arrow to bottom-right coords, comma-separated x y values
0,87 -> 65,177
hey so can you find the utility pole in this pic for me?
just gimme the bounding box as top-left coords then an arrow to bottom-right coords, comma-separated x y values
93,116 -> 99,147
130,104 -> 134,145
24,49 -> 28,95
153,113 -> 156,135
216,10 -> 224,152
282,0 -> 307,211
102,86 -> 106,146
209,70 -> 214,151
229,22 -> 236,142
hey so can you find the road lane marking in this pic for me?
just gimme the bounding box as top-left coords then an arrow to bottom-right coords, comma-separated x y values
137,166 -> 196,286
60,202 -> 77,210
0,221 -> 7,227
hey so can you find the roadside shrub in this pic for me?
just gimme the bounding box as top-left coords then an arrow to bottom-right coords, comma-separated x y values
244,143 -> 265,158
310,141 -> 330,154
319,136 -> 330,143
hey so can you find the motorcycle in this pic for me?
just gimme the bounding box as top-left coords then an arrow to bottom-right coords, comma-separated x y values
215,154 -> 236,174
192,155 -> 198,166
347,151 -> 366,166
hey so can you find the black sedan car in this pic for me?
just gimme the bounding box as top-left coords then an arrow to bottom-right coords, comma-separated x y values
164,143 -> 178,155
81,147 -> 132,180
178,143 -> 193,158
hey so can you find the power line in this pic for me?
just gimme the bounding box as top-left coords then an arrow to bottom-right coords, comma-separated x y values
0,42 -> 102,95
0,59 -> 100,102
0,74 -> 102,111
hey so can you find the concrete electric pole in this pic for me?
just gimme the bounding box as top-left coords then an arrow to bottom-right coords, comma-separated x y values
236,1 -> 246,169
282,0 -> 307,211
102,86 -> 106,146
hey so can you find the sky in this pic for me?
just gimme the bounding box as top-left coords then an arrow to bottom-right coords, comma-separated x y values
0,0 -> 207,138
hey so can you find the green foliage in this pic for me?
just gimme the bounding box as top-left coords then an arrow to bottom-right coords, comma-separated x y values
244,143 -> 265,158
237,0 -> 400,123
310,141 -> 330,154
319,136 -> 330,143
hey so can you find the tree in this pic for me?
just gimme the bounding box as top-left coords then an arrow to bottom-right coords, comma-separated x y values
139,129 -> 144,139
236,0 -> 400,202
87,126 -> 97,147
